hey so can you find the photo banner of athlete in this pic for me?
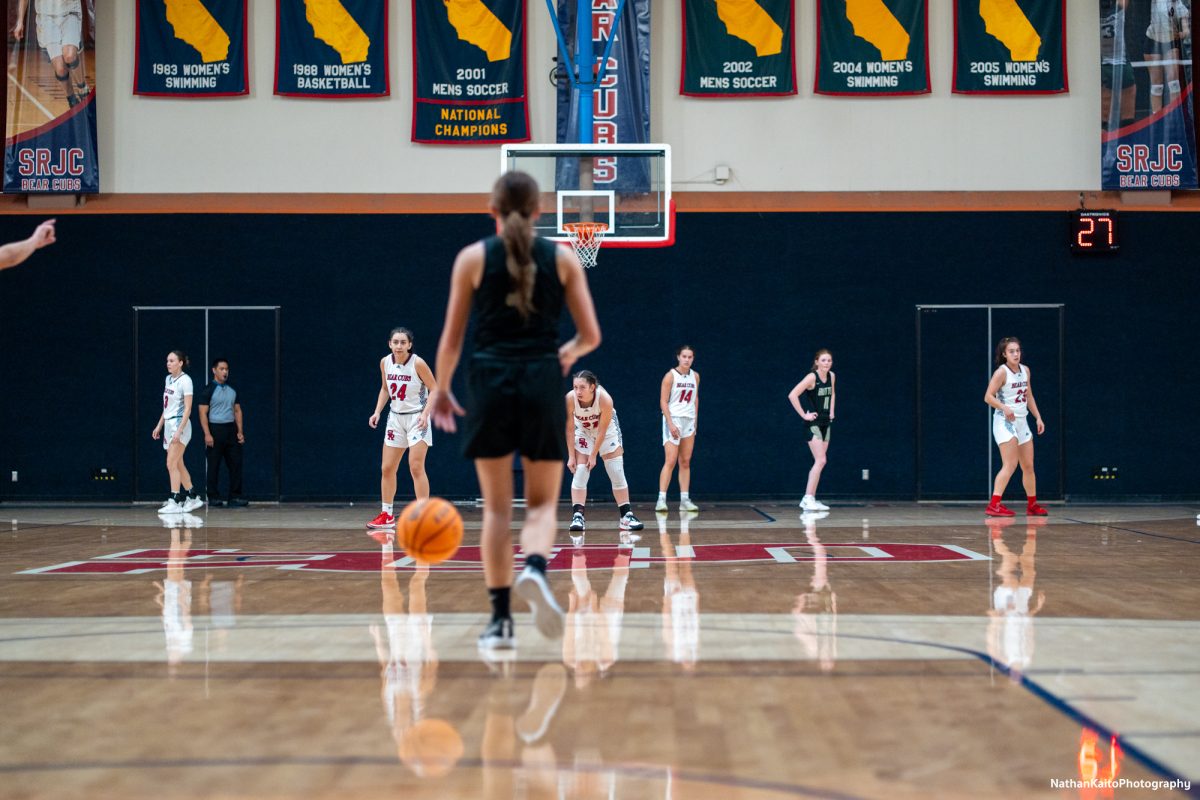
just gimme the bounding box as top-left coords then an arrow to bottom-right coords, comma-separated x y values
1100,0 -> 1197,189
134,0 -> 248,96
274,0 -> 388,97
953,0 -> 1067,94
411,0 -> 529,144
680,0 -> 797,97
815,0 -> 930,95
4,0 -> 99,193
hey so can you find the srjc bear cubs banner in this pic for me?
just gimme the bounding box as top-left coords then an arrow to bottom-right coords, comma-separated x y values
5,0 -> 99,193
681,0 -> 797,97
412,0 -> 529,144
1100,0 -> 1196,189
953,0 -> 1067,93
815,0 -> 930,95
275,0 -> 388,97
134,0 -> 248,96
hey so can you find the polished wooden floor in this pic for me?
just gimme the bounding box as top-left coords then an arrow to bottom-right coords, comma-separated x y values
1,503 -> 1197,799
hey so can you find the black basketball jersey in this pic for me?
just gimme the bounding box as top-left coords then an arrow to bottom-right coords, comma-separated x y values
805,370 -> 833,423
472,235 -> 564,358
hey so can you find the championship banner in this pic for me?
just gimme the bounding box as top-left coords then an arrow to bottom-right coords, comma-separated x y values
134,0 -> 248,96
953,0 -> 1067,94
5,0 -> 99,193
411,0 -> 528,144
555,0 -> 651,144
680,0 -> 797,97
1100,0 -> 1197,189
275,0 -> 388,97
815,0 -> 929,95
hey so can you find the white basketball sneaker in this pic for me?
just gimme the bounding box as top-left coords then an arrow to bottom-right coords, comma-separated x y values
679,498 -> 699,513
157,498 -> 184,515
182,495 -> 205,513
800,496 -> 830,512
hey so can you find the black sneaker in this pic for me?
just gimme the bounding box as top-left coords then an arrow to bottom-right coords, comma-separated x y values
515,564 -> 564,640
620,511 -> 644,531
228,498 -> 249,507
208,499 -> 226,508
478,616 -> 515,650
569,511 -> 586,532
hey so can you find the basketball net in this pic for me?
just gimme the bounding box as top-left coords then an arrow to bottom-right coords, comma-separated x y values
562,222 -> 608,269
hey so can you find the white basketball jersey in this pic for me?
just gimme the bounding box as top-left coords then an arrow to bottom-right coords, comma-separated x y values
995,365 -> 1029,418
384,355 -> 426,414
37,0 -> 80,17
667,369 -> 698,418
573,389 -> 613,440
163,373 -> 193,421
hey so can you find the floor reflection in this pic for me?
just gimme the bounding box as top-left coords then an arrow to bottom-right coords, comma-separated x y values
986,517 -> 1047,680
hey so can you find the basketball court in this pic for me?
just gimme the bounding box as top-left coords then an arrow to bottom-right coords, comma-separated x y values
1,504 -> 1196,797
3,1 -> 1199,798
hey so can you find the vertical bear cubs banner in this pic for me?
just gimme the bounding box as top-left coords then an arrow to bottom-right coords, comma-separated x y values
680,0 -> 797,97
134,0 -> 249,96
1100,0 -> 1196,189
412,0 -> 529,144
953,0 -> 1067,93
5,0 -> 99,193
815,0 -> 930,95
275,0 -> 388,97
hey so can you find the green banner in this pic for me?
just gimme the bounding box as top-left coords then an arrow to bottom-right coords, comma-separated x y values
953,0 -> 1067,93
681,0 -> 796,97
815,0 -> 929,95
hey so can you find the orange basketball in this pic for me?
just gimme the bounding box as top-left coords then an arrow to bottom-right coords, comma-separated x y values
399,497 -> 463,564
398,718 -> 464,777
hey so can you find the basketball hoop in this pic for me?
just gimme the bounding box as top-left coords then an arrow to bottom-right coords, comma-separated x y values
562,221 -> 608,269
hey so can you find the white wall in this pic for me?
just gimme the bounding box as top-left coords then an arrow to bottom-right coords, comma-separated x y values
96,1 -> 1102,193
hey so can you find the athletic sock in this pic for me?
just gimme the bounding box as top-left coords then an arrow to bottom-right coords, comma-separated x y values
619,503 -> 631,516
525,553 -> 548,573
572,504 -> 585,515
680,492 -> 690,502
657,491 -> 667,502
173,491 -> 186,504
186,487 -> 198,499
382,503 -> 393,515
488,587 -> 511,621
990,495 -> 1002,506
1026,495 -> 1038,508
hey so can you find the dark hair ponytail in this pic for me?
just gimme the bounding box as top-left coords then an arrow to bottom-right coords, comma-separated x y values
169,349 -> 189,370
573,369 -> 598,386
492,171 -> 540,319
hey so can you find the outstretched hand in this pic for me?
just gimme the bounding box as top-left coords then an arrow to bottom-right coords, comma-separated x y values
429,389 -> 465,433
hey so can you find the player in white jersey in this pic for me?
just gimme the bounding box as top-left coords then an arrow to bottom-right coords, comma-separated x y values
565,370 -> 643,537
984,337 -> 1047,517
367,328 -> 437,531
13,0 -> 90,108
152,350 -> 204,514
656,346 -> 700,513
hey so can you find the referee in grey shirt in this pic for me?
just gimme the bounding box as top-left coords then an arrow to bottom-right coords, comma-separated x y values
198,358 -> 247,507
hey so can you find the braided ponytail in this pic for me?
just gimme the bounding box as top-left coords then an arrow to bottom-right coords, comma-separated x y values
492,172 -> 540,319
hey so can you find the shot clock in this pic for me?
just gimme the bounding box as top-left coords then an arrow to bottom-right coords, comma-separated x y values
1070,210 -> 1119,254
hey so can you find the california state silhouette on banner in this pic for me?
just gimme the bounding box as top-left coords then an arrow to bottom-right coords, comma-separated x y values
953,0 -> 1067,93
681,0 -> 797,97
134,0 -> 248,96
815,0 -> 930,95
5,0 -> 99,193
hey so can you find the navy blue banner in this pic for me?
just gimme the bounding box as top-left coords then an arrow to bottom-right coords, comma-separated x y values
555,0 -> 652,146
412,0 -> 529,145
134,0 -> 248,96
275,0 -> 388,97
1100,0 -> 1197,189
5,0 -> 100,193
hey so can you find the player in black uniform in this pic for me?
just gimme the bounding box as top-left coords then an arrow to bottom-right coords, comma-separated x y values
787,349 -> 836,512
430,171 -> 601,652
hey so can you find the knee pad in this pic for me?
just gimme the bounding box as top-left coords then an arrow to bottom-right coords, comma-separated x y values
571,464 -> 590,491
65,59 -> 80,69
1151,84 -> 1165,96
603,456 -> 627,490
1169,79 -> 1181,94
55,72 -> 70,82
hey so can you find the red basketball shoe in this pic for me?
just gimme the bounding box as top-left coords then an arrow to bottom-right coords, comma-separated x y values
366,511 -> 396,530
1026,502 -> 1049,516
985,501 -> 1015,517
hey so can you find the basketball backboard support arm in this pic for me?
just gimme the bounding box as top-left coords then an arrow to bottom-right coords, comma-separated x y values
544,0 -> 629,143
